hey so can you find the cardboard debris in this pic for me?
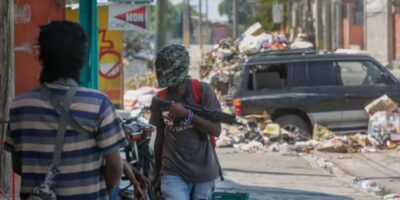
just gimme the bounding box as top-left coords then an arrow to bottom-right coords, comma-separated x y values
349,133 -> 370,148
242,22 -> 266,37
316,138 -> 358,153
365,95 -> 398,115
313,123 -> 335,140
263,123 -> 280,136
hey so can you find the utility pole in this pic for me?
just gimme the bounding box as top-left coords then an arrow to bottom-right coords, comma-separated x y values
0,0 -> 14,194
155,0 -> 167,53
79,0 -> 98,89
232,0 -> 238,39
199,0 -> 203,57
205,0 -> 209,44
314,0 -> 323,49
323,0 -> 332,51
183,0 -> 191,47
0,0 -> 14,140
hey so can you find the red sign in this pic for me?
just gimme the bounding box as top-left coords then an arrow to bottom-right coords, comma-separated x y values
115,6 -> 146,29
109,4 -> 149,31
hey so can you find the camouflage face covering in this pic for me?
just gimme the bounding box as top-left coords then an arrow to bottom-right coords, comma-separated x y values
155,44 -> 190,88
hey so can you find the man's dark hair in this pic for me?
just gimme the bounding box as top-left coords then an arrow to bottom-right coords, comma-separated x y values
38,20 -> 89,84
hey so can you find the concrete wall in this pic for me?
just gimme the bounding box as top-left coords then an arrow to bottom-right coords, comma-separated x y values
365,0 -> 393,65
394,14 -> 400,60
343,18 -> 364,49
14,0 -> 65,95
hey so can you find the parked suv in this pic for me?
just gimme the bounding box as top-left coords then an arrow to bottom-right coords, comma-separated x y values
231,50 -> 400,138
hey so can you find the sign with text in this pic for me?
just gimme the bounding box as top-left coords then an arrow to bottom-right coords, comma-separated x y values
67,6 -> 124,106
109,4 -> 150,31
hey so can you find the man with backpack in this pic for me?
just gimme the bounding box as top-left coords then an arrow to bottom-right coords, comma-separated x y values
150,44 -> 222,200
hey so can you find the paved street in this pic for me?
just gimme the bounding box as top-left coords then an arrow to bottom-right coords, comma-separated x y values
215,148 -> 377,200
315,151 -> 400,195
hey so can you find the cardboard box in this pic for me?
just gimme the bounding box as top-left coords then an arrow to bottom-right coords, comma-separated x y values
365,95 -> 398,115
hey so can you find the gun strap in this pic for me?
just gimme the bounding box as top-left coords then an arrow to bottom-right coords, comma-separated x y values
41,85 -> 78,167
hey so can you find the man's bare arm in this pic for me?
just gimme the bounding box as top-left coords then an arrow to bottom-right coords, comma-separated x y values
103,152 -> 123,195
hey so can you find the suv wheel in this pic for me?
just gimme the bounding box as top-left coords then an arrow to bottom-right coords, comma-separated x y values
275,115 -> 311,141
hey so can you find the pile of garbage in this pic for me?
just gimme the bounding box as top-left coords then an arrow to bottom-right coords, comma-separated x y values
125,72 -> 157,91
123,33 -> 155,91
217,95 -> 400,154
124,33 -> 154,63
123,86 -> 160,110
201,22 -> 313,96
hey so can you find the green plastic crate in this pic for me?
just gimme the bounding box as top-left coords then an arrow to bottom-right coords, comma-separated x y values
212,192 -> 249,200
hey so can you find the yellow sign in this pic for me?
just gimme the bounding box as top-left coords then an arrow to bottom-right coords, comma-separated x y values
66,6 -> 124,106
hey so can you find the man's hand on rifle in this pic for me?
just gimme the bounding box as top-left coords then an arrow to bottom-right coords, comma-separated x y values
169,103 -> 189,118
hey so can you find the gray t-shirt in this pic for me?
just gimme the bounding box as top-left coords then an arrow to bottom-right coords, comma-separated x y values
150,81 -> 221,182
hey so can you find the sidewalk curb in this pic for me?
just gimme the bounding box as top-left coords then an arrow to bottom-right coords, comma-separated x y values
300,152 -> 396,199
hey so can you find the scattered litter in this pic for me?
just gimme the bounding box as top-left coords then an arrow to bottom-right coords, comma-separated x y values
353,178 -> 384,194
368,108 -> 400,149
383,193 -> 400,200
233,141 -> 264,153
268,143 -> 280,152
360,147 -> 378,153
315,158 -> 334,173
316,137 -> 357,153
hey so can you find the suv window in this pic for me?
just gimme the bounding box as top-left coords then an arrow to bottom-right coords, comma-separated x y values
248,64 -> 288,90
291,63 -> 308,87
337,61 -> 388,86
308,61 -> 337,86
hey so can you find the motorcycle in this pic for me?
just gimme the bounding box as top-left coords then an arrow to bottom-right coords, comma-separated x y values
117,106 -> 156,200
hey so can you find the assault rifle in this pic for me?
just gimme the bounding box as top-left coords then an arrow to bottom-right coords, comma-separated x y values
152,97 -> 245,126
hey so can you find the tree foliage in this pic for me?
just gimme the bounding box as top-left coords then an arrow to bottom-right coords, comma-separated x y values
218,0 -> 253,27
253,0 -> 288,31
218,0 -> 288,31
150,1 -> 198,35
150,1 -> 179,32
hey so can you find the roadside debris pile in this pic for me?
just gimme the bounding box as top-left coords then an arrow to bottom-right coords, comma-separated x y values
200,22 -> 293,96
124,77 -> 159,110
124,33 -> 154,63
216,113 -> 271,152
217,95 -> 400,154
125,72 -> 157,91
123,34 -> 155,91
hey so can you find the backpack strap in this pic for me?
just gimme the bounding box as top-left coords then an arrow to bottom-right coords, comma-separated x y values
158,88 -> 167,100
191,79 -> 218,148
191,79 -> 201,105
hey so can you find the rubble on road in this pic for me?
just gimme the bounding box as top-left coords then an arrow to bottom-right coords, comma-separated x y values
217,94 -> 400,154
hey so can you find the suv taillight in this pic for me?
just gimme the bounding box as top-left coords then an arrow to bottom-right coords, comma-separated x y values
233,99 -> 242,116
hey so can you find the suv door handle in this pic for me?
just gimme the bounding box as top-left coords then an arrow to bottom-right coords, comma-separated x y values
345,94 -> 355,99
